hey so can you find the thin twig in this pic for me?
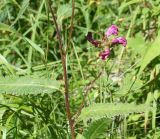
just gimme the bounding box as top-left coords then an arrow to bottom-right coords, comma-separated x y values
47,1 -> 75,139
66,0 -> 75,52
73,71 -> 103,122
69,0 -> 75,40
48,2 -> 64,55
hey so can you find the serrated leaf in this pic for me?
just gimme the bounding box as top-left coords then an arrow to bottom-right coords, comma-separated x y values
0,76 -> 60,95
79,103 -> 152,121
83,118 -> 110,139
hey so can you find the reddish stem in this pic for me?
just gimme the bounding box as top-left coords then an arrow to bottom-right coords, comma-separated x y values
73,71 -> 103,122
48,1 -> 75,139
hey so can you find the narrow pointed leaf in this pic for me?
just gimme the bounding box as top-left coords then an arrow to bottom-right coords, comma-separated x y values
0,76 -> 60,95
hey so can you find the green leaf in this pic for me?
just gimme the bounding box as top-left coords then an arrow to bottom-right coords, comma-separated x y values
127,33 -> 146,55
119,0 -> 142,14
0,23 -> 44,56
24,37 -> 44,55
11,0 -> 30,26
0,23 -> 20,37
138,36 -> 160,75
0,76 -> 60,95
79,103 -> 152,121
76,134 -> 86,139
117,74 -> 143,95
57,4 -> 72,25
0,54 -> 14,74
83,118 -> 110,139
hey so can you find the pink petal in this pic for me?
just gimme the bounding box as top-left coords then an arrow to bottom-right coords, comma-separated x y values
105,25 -> 118,37
99,48 -> 110,60
112,37 -> 127,47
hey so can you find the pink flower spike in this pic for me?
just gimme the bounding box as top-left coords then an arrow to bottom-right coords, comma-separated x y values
112,37 -> 127,47
86,32 -> 101,47
105,25 -> 118,37
99,48 -> 110,60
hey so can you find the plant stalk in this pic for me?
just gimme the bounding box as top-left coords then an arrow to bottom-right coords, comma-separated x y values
74,71 -> 103,122
47,1 -> 75,138
66,0 -> 75,52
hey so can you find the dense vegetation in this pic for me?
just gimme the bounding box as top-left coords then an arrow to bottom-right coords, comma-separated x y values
0,0 -> 160,138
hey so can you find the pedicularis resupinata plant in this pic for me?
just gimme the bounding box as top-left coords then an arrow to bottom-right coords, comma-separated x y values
86,25 -> 127,60
47,4 -> 152,138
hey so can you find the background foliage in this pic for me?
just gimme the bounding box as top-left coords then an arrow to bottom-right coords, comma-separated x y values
0,0 -> 160,138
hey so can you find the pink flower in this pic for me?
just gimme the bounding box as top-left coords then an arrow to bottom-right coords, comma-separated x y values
105,25 -> 118,37
99,48 -> 110,60
86,32 -> 101,47
112,37 -> 127,47
86,25 -> 127,60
